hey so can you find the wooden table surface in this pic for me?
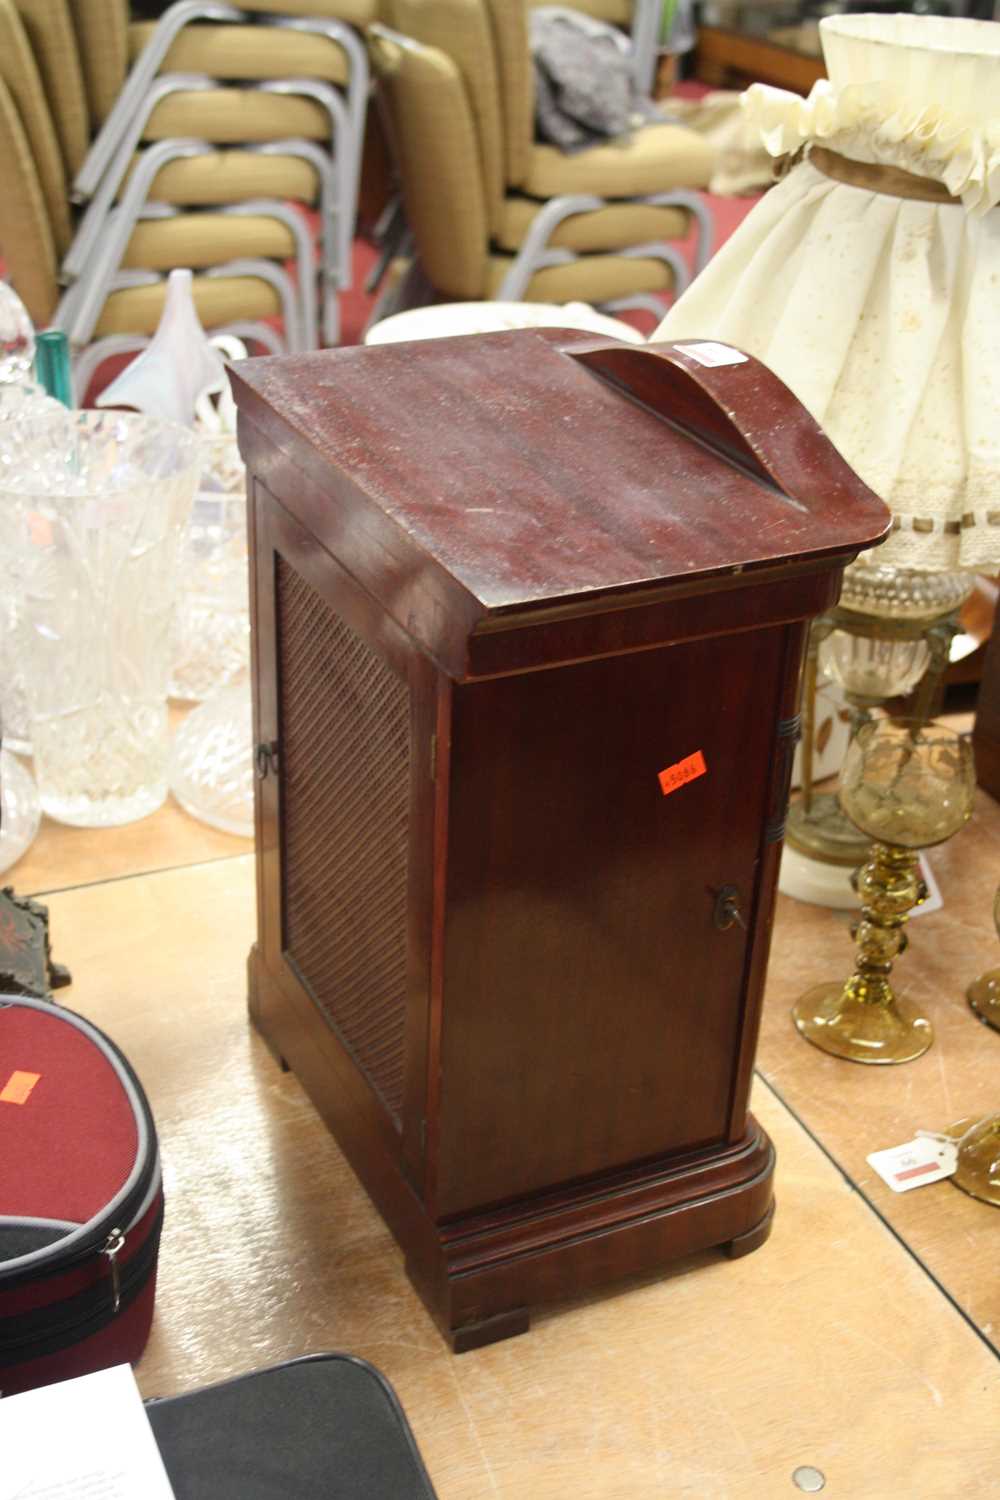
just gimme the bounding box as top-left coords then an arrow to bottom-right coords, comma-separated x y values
9,776 -> 1000,1498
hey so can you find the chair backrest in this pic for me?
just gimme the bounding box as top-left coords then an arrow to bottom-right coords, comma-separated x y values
0,72 -> 61,326
70,0 -> 130,127
481,0 -> 533,188
389,0 -> 505,235
0,0 -> 72,255
370,28 -> 488,298
13,0 -> 90,176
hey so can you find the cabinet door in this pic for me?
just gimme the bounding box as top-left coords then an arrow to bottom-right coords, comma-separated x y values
250,482 -> 437,1189
436,626 -> 790,1216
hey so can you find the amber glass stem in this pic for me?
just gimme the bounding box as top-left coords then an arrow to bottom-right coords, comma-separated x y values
843,842 -> 926,1009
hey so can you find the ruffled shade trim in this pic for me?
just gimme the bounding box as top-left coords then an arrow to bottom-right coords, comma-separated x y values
743,81 -> 1000,216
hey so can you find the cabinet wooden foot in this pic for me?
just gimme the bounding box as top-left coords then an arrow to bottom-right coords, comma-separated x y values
722,1200 -> 775,1260
451,1307 -> 531,1355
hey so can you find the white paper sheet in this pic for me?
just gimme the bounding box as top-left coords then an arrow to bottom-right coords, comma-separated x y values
0,1365 -> 176,1500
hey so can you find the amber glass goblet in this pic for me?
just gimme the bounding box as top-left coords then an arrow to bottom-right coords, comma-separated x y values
946,1114 -> 1000,1208
793,718 -> 975,1064
966,884 -> 1000,1034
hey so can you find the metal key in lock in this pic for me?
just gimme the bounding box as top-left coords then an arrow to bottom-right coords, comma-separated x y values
714,885 -> 747,933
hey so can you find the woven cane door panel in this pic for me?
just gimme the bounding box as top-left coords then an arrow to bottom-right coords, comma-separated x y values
276,556 -> 411,1123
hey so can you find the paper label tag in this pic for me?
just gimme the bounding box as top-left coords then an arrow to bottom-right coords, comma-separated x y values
0,1070 -> 41,1105
658,750 -> 707,798
866,1135 -> 957,1192
676,341 -> 748,369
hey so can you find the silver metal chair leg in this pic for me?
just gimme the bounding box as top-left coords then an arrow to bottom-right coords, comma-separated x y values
205,258 -> 302,352
214,320 -> 285,356
64,74 -> 217,282
252,141 -> 340,343
620,241 -> 692,297
222,200 -> 318,350
262,17 -> 368,269
630,0 -> 662,97
72,1 -> 245,202
57,141 -> 212,347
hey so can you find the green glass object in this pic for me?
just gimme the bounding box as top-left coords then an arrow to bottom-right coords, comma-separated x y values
34,329 -> 73,408
792,718 -> 976,1064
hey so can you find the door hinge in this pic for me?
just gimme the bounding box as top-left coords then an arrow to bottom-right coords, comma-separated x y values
254,739 -> 280,780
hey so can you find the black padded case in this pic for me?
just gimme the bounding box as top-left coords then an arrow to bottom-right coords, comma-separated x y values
145,1353 -> 438,1499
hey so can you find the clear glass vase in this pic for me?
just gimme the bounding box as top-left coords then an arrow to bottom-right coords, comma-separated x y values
1,408 -> 200,826
169,431 -> 250,702
169,679 -> 254,837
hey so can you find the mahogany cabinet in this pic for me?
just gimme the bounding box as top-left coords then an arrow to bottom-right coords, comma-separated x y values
231,332 -> 889,1351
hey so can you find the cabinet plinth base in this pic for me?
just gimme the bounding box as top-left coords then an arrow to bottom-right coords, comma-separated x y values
249,950 -> 776,1351
723,1199 -> 776,1259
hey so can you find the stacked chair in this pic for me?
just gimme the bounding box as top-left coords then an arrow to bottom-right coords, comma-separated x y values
0,0 -> 373,395
370,0 -> 714,320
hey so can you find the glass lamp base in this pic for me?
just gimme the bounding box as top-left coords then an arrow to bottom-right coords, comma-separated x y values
948,1115 -> 1000,1208
967,970 -> 1000,1034
792,981 -> 934,1064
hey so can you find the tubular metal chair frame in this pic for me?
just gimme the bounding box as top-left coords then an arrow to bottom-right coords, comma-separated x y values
62,74 -> 349,283
629,0 -> 663,97
53,140 -> 309,350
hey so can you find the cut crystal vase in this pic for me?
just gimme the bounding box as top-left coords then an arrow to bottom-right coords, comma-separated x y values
2,408 -> 199,826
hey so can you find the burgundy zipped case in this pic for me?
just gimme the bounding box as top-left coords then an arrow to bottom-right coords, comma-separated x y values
0,994 -> 163,1395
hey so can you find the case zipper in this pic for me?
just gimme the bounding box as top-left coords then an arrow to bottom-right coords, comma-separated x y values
103,1229 -> 125,1314
0,1201 -> 163,1362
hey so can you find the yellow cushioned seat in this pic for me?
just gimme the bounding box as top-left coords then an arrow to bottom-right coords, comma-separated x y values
525,123 -> 716,199
94,274 -> 281,336
128,21 -> 351,85
142,90 -> 331,144
497,195 -> 690,254
121,212 -> 297,271
120,150 -> 320,207
486,251 -> 676,302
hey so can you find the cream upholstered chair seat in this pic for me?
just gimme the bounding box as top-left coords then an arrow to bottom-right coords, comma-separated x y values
523,123 -> 714,199
129,21 -> 352,88
91,274 -> 281,335
496,196 -> 689,254
484,253 -> 679,302
120,211 -> 297,270
132,88 -> 335,144
119,149 -> 322,206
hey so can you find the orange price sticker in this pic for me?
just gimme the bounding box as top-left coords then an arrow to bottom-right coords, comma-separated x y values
0,1070 -> 41,1105
658,749 -> 707,798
